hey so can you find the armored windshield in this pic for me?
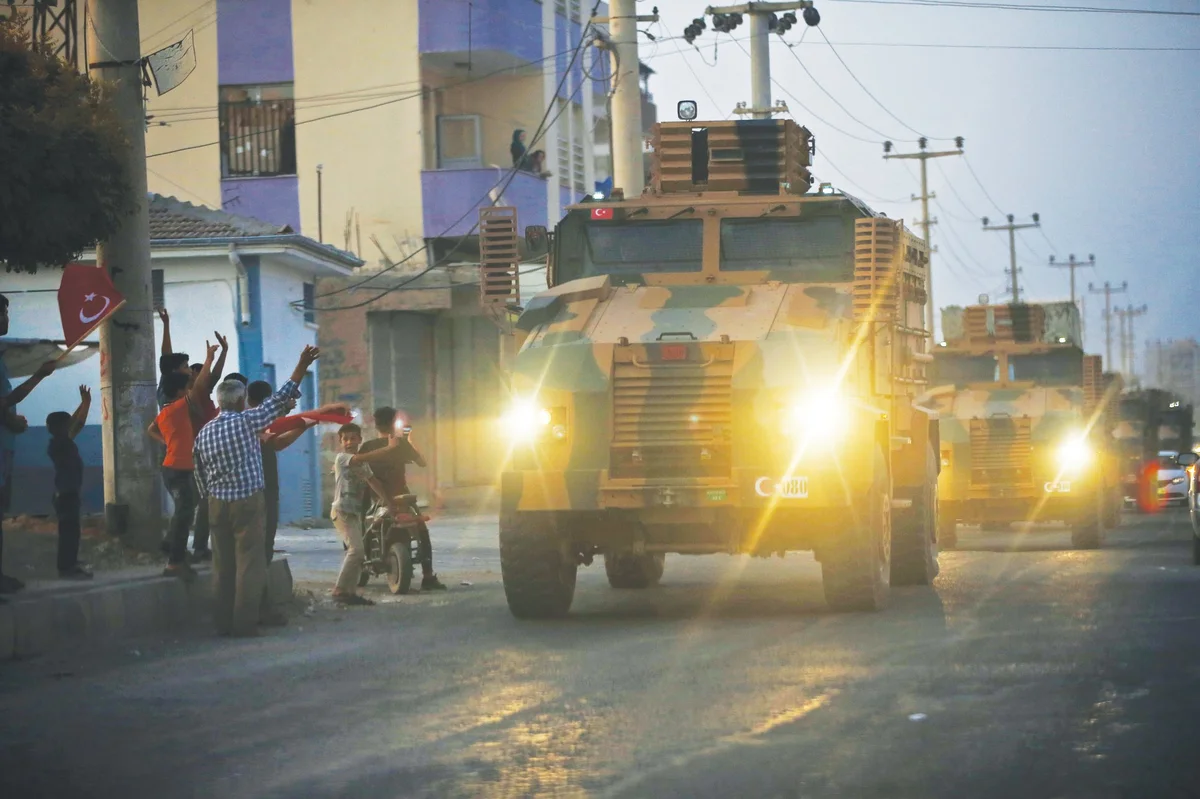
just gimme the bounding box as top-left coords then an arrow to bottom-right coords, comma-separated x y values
555,215 -> 703,281
719,216 -> 854,280
1009,352 -> 1083,385
930,354 -> 999,385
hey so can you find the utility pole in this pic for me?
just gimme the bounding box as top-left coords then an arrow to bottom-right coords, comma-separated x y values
1121,303 -> 1148,381
1088,280 -> 1128,370
982,213 -> 1040,303
1114,306 -> 1129,376
87,0 -> 161,547
1048,253 -> 1094,306
602,0 -> 657,199
883,136 -> 963,342
697,2 -> 819,118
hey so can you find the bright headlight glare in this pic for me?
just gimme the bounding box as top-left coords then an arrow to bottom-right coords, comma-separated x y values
785,389 -> 849,441
505,400 -> 552,442
1056,435 -> 1091,470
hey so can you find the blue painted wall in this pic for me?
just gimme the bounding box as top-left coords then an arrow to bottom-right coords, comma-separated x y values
237,257 -> 266,379
9,426 -> 103,516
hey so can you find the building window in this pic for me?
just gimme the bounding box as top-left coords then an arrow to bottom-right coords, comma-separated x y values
151,269 -> 165,309
302,282 -> 315,325
436,115 -> 483,169
219,83 -> 297,178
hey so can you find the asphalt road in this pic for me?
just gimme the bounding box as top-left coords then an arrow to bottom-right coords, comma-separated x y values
3,511 -> 1200,799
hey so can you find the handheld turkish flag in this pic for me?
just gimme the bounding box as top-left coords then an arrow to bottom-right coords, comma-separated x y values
266,411 -> 354,435
58,264 -> 126,352
590,207 -> 614,220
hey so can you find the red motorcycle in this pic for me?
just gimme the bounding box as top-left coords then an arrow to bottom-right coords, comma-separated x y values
358,494 -> 430,594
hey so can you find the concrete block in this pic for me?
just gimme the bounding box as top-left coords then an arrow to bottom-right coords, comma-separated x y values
161,579 -> 192,626
266,559 -> 293,608
12,599 -> 54,658
90,588 -> 126,638
120,582 -> 164,633
0,604 -> 14,660
50,595 -> 91,639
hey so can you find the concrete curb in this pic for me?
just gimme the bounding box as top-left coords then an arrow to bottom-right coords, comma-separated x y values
0,559 -> 293,661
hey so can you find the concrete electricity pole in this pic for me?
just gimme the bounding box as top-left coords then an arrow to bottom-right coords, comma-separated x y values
1120,303 -> 1148,380
982,213 -> 1040,303
1048,253 -> 1094,306
883,137 -> 963,342
603,0 -> 657,199
1088,280 -> 1128,370
86,0 -> 161,547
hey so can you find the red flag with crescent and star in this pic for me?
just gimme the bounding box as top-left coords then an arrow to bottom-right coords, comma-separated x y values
58,263 -> 126,350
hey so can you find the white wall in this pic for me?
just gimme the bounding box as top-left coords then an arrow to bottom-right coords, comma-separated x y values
1,257 -> 241,426
258,255 -> 319,377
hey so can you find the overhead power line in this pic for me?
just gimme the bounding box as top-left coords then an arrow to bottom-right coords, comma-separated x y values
826,0 -> 1200,17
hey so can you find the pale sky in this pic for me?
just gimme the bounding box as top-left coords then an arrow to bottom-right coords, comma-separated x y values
633,0 -> 1199,363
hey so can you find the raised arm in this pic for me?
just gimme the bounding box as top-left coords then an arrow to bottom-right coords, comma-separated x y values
69,386 -> 91,439
243,346 -> 318,433
186,341 -> 218,406
207,331 -> 229,390
158,308 -> 172,358
349,438 -> 399,466
266,419 -> 314,452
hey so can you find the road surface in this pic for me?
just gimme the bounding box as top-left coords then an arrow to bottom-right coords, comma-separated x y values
3,511 -> 1199,798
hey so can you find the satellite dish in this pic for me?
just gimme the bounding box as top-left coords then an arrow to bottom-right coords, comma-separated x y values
978,294 -> 990,305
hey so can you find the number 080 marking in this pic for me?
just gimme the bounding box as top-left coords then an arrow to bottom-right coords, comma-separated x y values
755,476 -> 809,499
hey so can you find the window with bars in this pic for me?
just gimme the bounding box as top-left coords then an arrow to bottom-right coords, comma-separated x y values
219,83 -> 297,178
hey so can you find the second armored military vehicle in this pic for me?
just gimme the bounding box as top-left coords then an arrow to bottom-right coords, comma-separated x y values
924,302 -> 1122,548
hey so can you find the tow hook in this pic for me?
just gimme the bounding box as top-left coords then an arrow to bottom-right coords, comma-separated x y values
657,487 -> 676,507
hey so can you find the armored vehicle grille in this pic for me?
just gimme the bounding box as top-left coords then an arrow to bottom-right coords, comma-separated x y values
969,417 -> 1033,486
610,361 -> 733,479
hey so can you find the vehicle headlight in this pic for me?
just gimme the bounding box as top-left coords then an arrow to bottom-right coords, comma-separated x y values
784,389 -> 850,443
1171,476 -> 1186,485
504,399 -> 552,442
1056,435 -> 1092,470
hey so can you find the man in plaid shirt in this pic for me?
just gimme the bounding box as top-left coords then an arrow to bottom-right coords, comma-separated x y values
194,345 -> 319,637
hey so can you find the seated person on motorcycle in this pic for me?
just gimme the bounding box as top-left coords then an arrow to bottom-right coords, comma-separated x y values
331,423 -> 399,606
359,407 -> 446,591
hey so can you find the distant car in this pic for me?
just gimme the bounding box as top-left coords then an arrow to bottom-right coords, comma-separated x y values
1175,451 -> 1200,564
1155,450 -> 1189,508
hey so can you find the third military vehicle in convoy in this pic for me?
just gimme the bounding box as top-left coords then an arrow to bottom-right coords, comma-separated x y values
924,302 -> 1122,549
488,117 -> 946,618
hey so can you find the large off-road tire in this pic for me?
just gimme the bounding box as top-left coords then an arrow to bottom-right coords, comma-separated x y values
1070,489 -> 1104,550
1103,486 -> 1121,529
891,444 -> 940,586
604,552 -> 665,589
500,513 -> 577,619
822,447 -> 891,612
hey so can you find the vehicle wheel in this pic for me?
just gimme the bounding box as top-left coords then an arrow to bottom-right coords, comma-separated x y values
499,513 -> 577,619
1103,485 -> 1121,529
1070,490 -> 1104,550
891,443 -> 939,586
386,540 -> 414,595
821,447 -> 891,612
604,552 -> 666,589
357,569 -> 370,587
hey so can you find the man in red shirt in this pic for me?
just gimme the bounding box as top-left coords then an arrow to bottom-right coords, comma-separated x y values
148,339 -> 220,579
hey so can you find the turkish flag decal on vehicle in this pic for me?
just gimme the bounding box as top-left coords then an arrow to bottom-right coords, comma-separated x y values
58,263 -> 126,349
590,207 -> 614,220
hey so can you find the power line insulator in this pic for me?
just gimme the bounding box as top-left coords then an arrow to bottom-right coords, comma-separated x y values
777,11 -> 797,34
803,6 -> 820,26
768,12 -> 779,31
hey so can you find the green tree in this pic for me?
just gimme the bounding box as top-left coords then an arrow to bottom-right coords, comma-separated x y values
0,12 -> 133,273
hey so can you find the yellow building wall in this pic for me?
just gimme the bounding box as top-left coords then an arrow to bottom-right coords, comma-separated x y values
291,0 -> 424,264
138,1 -> 223,209
426,72 -> 548,170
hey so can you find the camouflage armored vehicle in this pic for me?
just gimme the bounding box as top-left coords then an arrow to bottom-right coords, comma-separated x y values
492,118 -> 944,618
924,302 -> 1122,548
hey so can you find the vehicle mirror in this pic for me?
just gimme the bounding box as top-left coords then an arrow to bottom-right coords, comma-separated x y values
1176,452 -> 1199,467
